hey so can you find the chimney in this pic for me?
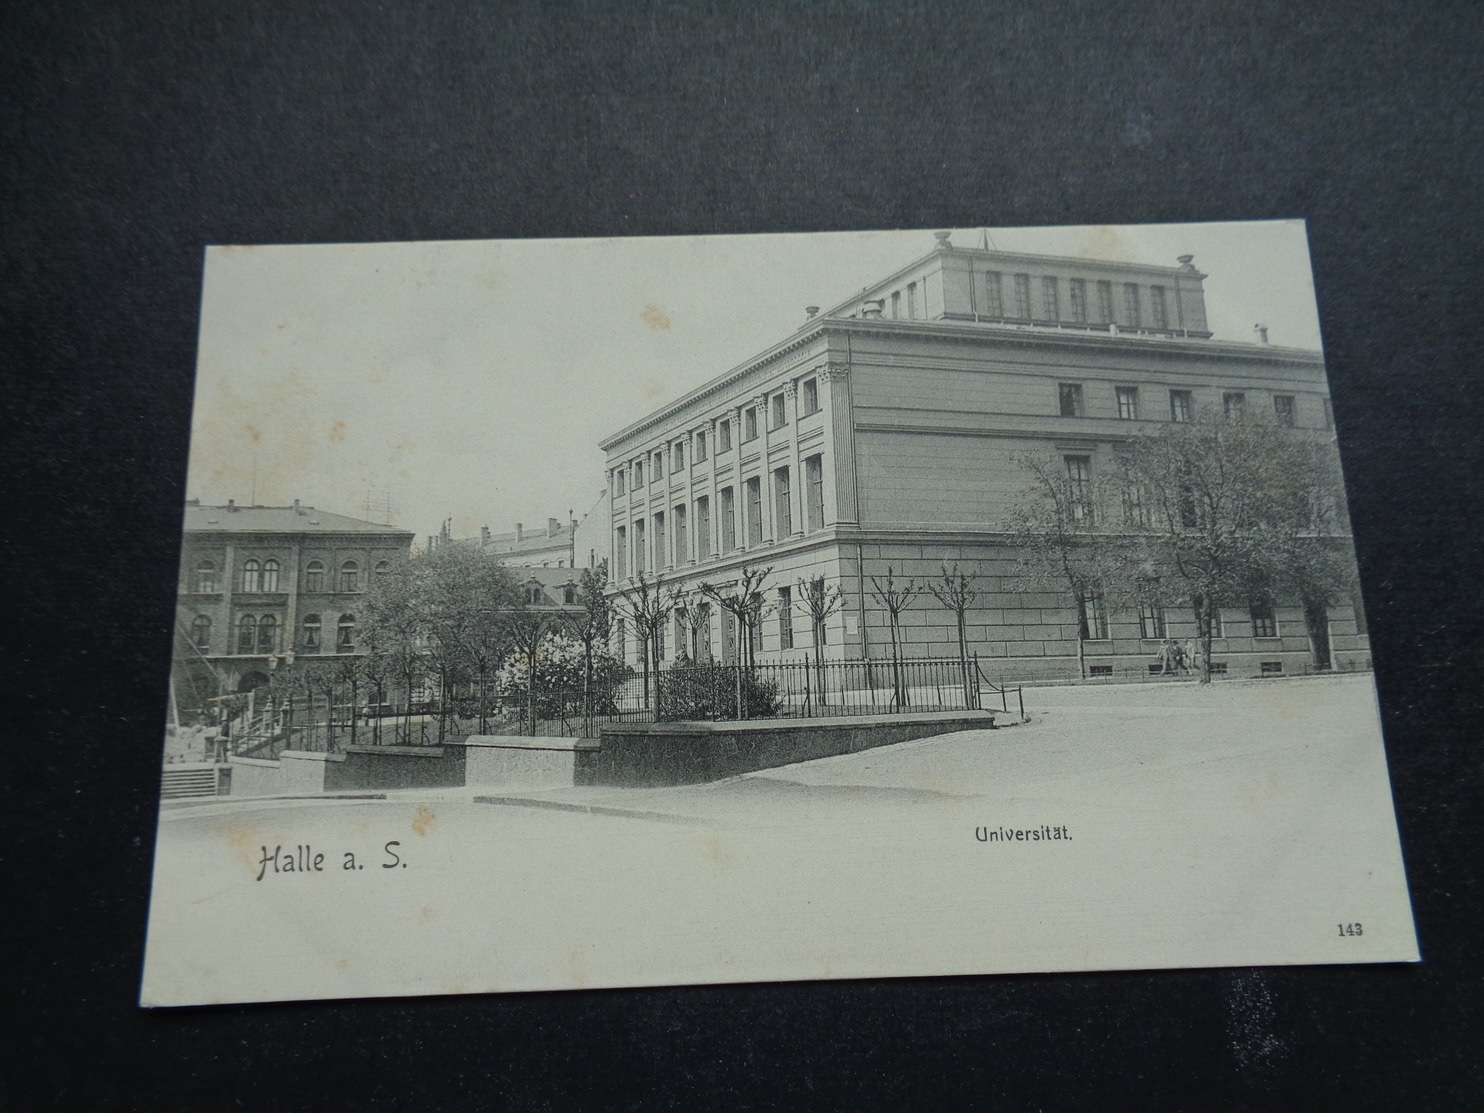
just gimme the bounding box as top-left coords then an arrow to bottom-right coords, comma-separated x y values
481,526 -> 490,545
805,306 -> 820,320
515,522 -> 524,542
862,299 -> 885,319
548,517 -> 560,537
1254,323 -> 1270,345
227,499 -> 236,512
933,230 -> 952,249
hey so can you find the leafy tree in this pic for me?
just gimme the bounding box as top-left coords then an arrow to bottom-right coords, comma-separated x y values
558,560 -> 615,722
496,632 -> 627,724
656,659 -> 781,722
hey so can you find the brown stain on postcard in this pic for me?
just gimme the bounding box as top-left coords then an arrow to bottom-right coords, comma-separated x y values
640,304 -> 672,330
411,805 -> 437,837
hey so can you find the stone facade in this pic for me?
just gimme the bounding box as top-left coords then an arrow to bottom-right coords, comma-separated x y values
598,233 -> 1369,682
175,500 -> 415,694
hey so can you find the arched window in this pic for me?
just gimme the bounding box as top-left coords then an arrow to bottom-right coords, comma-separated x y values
339,560 -> 360,593
373,559 -> 391,576
236,615 -> 257,653
194,560 -> 217,594
242,558 -> 261,593
257,614 -> 277,652
261,558 -> 280,592
191,615 -> 212,651
337,613 -> 356,651
304,560 -> 326,593
302,614 -> 321,650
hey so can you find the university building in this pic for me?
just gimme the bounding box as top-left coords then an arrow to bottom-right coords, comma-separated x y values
175,500 -> 415,694
598,231 -> 1369,680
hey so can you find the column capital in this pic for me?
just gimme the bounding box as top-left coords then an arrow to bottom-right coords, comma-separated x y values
820,363 -> 850,383
782,381 -> 798,399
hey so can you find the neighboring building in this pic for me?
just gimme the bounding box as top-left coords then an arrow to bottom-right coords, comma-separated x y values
599,231 -> 1368,680
476,516 -> 579,568
175,499 -> 415,694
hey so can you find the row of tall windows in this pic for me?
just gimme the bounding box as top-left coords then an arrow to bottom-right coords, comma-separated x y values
616,379 -> 825,498
618,457 -> 826,574
190,612 -> 359,654
983,273 -> 1176,328
191,557 -> 387,594
1057,383 -> 1306,425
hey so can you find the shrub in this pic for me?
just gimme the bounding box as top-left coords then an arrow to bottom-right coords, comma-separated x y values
656,661 -> 782,721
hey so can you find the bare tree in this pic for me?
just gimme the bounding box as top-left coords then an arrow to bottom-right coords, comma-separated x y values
1006,451 -> 1132,680
697,565 -> 773,718
929,563 -> 978,701
614,570 -> 680,710
867,566 -> 920,710
796,573 -> 844,704
558,560 -> 614,725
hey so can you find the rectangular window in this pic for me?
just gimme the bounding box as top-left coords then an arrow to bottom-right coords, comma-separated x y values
614,469 -> 626,496
718,419 -> 732,452
1065,455 -> 1094,524
654,511 -> 667,568
771,392 -> 786,430
1122,486 -> 1151,527
673,504 -> 688,564
749,603 -> 763,656
1224,391 -> 1246,418
1250,600 -> 1278,638
802,378 -> 819,416
695,496 -> 710,558
778,586 -> 794,650
1123,283 -> 1141,326
745,477 -> 763,545
720,488 -> 736,551
907,282 -> 918,319
1041,276 -> 1060,320
1078,585 -> 1109,640
774,467 -> 792,538
634,459 -> 644,487
1274,395 -> 1296,426
616,618 -> 626,662
984,271 -> 1003,316
695,429 -> 707,462
1058,382 -> 1085,418
805,454 -> 825,532
633,519 -> 646,575
653,452 -> 663,480
673,440 -> 685,471
891,291 -> 901,318
1151,285 -> 1169,329
1096,280 -> 1114,323
656,617 -> 665,662
1089,664 -> 1113,678
744,407 -> 757,442
1116,386 -> 1139,420
615,526 -> 627,579
1170,389 -> 1193,422
1014,273 -> 1033,318
1068,278 -> 1087,322
1139,604 -> 1166,640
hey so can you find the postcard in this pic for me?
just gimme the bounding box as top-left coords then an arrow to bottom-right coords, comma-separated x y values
142,222 -> 1417,1007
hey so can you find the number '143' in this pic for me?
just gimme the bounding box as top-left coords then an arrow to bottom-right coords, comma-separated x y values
1338,922 -> 1364,937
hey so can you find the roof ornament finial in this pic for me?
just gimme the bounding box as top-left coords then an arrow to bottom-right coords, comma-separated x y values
934,230 -> 952,250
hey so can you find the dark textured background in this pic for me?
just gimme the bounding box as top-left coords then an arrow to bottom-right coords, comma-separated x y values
4,1 -> 1481,1108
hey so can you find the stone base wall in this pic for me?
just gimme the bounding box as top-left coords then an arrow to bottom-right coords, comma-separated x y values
583,709 -> 998,788
324,745 -> 465,792
465,736 -> 590,789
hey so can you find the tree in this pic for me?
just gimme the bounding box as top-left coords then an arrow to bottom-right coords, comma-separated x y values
697,565 -> 774,718
363,556 -> 425,743
867,566 -> 920,710
796,574 -> 844,705
1006,451 -> 1132,680
929,563 -> 978,701
558,560 -> 615,724
1111,410 -> 1356,681
614,570 -> 680,710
